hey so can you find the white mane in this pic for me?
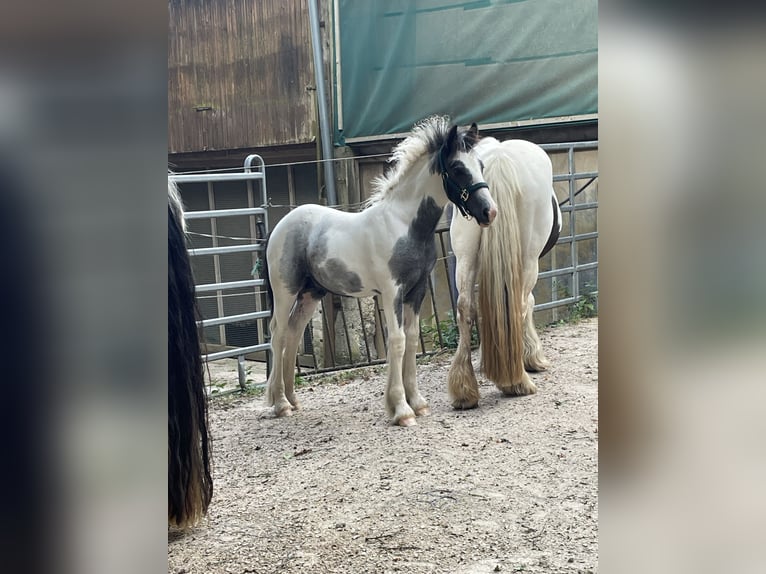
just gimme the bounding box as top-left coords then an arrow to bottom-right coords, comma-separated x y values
367,115 -> 452,206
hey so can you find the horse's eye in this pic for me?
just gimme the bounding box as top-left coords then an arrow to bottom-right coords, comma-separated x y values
450,163 -> 469,177
478,160 -> 485,172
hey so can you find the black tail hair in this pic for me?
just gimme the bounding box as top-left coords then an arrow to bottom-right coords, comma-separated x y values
168,203 -> 213,528
262,231 -> 273,312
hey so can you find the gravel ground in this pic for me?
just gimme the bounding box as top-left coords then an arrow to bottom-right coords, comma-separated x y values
169,318 -> 597,574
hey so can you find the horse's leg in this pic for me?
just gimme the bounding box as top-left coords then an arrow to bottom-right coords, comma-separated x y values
381,301 -> 416,426
281,293 -> 320,410
402,304 -> 430,417
447,220 -> 481,409
523,292 -> 550,372
265,291 -> 297,418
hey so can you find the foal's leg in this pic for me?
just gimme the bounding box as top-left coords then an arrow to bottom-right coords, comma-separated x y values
382,302 -> 416,426
281,293 -> 320,410
523,292 -> 550,372
447,222 -> 481,409
265,291 -> 298,418
402,305 -> 430,417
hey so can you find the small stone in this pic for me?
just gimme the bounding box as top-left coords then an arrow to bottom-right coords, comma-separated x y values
494,565 -> 502,572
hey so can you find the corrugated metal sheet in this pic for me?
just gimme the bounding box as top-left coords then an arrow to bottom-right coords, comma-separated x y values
168,0 -> 318,153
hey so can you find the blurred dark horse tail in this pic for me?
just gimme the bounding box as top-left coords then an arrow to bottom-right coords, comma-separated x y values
167,177 -> 212,528
262,231 -> 273,309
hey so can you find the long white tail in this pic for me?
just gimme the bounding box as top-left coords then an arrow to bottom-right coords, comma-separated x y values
476,157 -> 525,387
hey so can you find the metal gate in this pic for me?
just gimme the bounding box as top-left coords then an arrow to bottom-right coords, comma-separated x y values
170,155 -> 270,389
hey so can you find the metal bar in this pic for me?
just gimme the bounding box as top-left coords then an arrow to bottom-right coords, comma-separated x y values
198,310 -> 271,328
170,172 -> 265,184
552,171 -> 598,183
568,146 -> 579,304
333,0 -> 344,132
427,274 -> 445,349
437,229 -> 458,320
537,262 -> 598,280
308,0 -> 337,205
533,297 -> 578,312
208,182 -> 226,346
203,343 -> 270,362
374,295 -> 387,353
541,141 -> 598,151
533,292 -> 598,313
245,154 -> 269,232
308,323 -> 319,372
550,232 -> 599,244
300,357 -> 389,376
320,296 -> 336,369
560,202 -> 599,212
417,286 -> 429,354
195,279 -> 264,293
183,207 -> 266,219
237,356 -> 247,391
246,176 -> 259,306
357,299 -> 373,364
189,244 -> 262,257
338,301 -> 354,365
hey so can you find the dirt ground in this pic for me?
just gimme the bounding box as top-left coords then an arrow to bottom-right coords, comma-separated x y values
169,318 -> 597,574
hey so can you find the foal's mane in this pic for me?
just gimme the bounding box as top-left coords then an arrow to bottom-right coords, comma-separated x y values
368,115 -> 457,205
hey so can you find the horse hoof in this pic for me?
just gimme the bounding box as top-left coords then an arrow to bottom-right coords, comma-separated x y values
414,406 -> 431,417
524,360 -> 550,373
499,380 -> 537,397
275,405 -> 293,418
451,399 -> 479,410
396,416 -> 417,427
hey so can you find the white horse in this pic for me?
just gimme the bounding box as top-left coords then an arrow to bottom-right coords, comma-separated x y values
265,116 -> 497,426
448,138 -> 562,409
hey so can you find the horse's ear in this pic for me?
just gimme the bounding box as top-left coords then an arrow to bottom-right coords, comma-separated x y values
444,124 -> 459,155
464,122 -> 481,149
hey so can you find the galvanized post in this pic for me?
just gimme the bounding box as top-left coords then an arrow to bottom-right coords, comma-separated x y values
308,0 -> 337,206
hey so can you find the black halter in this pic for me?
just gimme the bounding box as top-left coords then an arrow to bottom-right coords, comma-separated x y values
438,147 -> 489,219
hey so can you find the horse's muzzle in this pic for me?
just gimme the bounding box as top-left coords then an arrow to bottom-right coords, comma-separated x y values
478,205 -> 497,227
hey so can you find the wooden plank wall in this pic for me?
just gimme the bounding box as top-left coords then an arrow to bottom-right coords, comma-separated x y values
168,0 -> 318,153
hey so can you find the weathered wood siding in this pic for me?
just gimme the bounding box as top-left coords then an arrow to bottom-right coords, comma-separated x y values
168,0 -> 317,153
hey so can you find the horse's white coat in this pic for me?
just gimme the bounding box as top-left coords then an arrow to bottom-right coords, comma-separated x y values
448,137 -> 560,408
265,118 -> 496,425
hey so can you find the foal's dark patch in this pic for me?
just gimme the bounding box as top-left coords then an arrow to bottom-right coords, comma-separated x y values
388,197 -> 443,325
319,258 -> 363,295
279,226 -> 363,298
280,228 -> 311,295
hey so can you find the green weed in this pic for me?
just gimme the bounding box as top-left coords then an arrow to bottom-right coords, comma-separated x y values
421,311 -> 478,350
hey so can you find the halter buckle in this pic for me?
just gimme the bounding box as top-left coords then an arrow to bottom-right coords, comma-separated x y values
460,189 -> 469,202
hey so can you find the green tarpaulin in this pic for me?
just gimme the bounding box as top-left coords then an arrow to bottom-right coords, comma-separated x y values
335,0 -> 597,143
